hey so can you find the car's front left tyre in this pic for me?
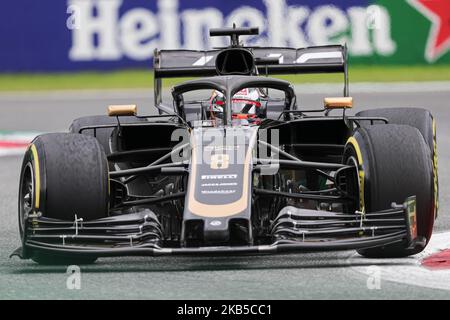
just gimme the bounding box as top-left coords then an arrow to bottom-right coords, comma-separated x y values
343,124 -> 434,258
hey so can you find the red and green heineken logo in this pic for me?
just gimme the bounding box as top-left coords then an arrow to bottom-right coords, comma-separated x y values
1,0 -> 449,72
408,0 -> 450,62
63,0 -> 450,67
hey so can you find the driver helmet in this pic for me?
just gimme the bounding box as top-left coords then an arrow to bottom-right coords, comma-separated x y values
209,88 -> 264,122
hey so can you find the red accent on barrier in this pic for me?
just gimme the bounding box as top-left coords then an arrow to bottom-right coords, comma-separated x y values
422,249 -> 450,270
0,141 -> 29,148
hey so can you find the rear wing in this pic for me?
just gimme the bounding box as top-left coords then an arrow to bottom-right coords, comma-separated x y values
153,45 -> 349,105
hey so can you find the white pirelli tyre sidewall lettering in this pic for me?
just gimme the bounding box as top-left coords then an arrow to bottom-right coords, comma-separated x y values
295,51 -> 343,64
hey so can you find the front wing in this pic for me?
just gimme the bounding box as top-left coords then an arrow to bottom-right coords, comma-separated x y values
12,197 -> 423,259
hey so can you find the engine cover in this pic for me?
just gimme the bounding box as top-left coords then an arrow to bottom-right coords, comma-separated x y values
182,126 -> 258,246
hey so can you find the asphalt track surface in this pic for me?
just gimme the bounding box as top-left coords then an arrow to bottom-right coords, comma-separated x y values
0,84 -> 450,299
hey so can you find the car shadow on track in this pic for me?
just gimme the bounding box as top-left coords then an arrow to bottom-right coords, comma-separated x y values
8,252 -> 418,274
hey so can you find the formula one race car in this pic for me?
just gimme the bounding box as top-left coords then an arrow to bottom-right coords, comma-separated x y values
14,27 -> 438,264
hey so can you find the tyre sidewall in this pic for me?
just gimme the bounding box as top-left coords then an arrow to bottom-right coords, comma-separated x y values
345,125 -> 434,257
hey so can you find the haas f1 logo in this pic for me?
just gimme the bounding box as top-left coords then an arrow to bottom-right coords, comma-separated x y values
210,154 -> 230,170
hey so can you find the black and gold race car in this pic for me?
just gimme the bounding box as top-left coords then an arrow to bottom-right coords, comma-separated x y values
13,27 -> 438,264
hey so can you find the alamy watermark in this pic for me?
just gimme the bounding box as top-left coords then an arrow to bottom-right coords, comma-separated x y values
66,265 -> 81,290
366,5 -> 382,30
66,5 -> 81,30
366,265 -> 381,290
170,128 -> 280,176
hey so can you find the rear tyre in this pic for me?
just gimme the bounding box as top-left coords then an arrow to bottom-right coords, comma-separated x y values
19,133 -> 109,264
356,107 -> 438,218
343,125 -> 434,258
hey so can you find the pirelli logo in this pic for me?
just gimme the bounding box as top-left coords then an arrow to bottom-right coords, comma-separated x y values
201,174 -> 237,180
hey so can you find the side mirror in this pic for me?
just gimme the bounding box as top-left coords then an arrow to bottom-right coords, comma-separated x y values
107,104 -> 137,116
324,97 -> 353,109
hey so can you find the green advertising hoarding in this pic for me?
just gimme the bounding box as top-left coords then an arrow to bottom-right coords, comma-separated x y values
350,0 -> 450,65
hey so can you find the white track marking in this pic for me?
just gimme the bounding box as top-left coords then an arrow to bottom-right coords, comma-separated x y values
0,148 -> 28,157
347,231 -> 450,291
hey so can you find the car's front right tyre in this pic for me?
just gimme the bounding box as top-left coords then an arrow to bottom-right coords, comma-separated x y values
19,133 -> 109,265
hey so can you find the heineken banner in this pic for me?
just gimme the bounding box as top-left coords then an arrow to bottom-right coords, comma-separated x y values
0,0 -> 449,72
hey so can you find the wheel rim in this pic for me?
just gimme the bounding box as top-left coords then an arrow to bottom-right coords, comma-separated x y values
346,155 -> 361,213
19,163 -> 34,238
